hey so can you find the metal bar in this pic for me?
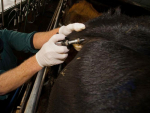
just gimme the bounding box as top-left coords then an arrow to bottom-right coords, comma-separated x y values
1,0 -> 4,26
10,85 -> 25,113
24,0 -> 30,32
24,67 -> 45,113
47,0 -> 63,30
33,67 -> 48,113
20,0 -> 22,15
53,0 -> 63,28
24,0 -> 65,112
19,81 -> 33,113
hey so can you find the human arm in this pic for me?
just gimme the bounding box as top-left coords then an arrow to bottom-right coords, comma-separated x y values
2,23 -> 85,53
0,55 -> 42,95
0,23 -> 85,94
33,23 -> 85,49
33,28 -> 59,49
1,28 -> 59,53
0,34 -> 68,95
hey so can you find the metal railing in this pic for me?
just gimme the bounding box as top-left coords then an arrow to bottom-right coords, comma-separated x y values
1,0 -> 4,27
24,0 -> 64,112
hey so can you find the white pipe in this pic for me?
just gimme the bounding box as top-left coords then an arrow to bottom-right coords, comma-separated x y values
1,0 -> 4,26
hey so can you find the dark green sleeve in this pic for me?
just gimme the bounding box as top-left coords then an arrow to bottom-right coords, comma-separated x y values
0,70 -> 5,74
2,29 -> 38,53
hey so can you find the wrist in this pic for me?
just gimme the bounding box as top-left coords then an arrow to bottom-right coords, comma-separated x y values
30,55 -> 43,71
35,53 -> 44,68
33,28 -> 60,49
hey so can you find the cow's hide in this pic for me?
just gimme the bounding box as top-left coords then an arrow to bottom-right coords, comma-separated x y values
68,8 -> 150,56
46,39 -> 150,113
46,9 -> 150,113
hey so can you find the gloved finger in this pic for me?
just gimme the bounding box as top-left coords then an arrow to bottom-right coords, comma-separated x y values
54,59 -> 64,64
66,24 -> 74,31
46,59 -> 64,66
50,52 -> 68,60
54,45 -> 69,54
45,52 -> 67,61
67,23 -> 85,32
73,23 -> 86,31
49,34 -> 66,43
59,26 -> 72,35
58,53 -> 68,60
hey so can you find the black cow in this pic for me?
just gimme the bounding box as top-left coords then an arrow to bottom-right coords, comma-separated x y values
68,8 -> 150,56
46,9 -> 150,113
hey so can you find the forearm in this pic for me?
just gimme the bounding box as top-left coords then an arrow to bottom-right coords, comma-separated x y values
0,55 -> 42,95
33,28 -> 59,49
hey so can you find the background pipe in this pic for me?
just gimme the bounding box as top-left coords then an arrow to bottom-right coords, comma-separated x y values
19,81 -> 33,113
24,0 -> 65,112
53,0 -> 63,28
47,0 -> 63,30
24,67 -> 45,113
1,0 -> 4,27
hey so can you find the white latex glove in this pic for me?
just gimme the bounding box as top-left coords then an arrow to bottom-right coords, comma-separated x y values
36,34 -> 69,67
59,23 -> 85,36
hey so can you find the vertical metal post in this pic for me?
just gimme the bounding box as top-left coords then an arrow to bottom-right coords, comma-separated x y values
24,0 -> 65,112
15,0 -> 16,5
53,0 -> 63,28
20,0 -> 22,15
24,67 -> 45,113
1,0 -> 4,26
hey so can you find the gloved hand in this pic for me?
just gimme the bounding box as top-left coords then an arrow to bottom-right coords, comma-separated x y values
36,34 -> 69,67
59,23 -> 85,36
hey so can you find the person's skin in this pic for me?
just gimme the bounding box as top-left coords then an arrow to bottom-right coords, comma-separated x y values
0,56 -> 42,95
0,23 -> 86,95
33,28 -> 59,49
0,28 -> 59,95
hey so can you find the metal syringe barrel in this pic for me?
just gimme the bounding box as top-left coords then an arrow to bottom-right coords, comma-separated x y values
56,38 -> 85,46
